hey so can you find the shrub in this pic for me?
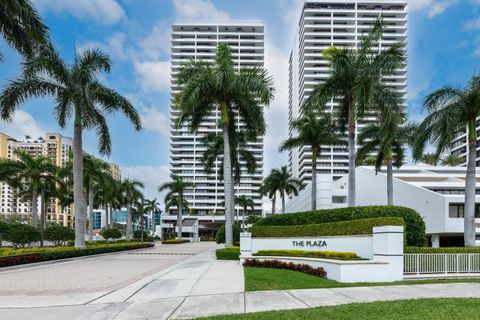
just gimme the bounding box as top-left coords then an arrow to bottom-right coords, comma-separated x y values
101,228 -> 122,240
404,247 -> 480,254
254,206 -> 424,246
254,250 -> 360,260
216,224 -> 241,244
44,225 -> 75,246
161,239 -> 189,244
250,217 -> 404,239
133,230 -> 149,241
216,246 -> 240,260
243,259 -> 327,278
4,224 -> 40,247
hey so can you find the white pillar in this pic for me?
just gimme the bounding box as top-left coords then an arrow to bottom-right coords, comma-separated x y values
240,232 -> 252,263
373,226 -> 404,281
431,234 -> 440,248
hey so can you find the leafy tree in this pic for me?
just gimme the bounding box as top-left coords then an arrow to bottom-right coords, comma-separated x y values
174,43 -> 274,246
279,109 -> 344,210
246,214 -> 261,225
44,224 -> 74,246
0,46 -> 142,248
120,179 -> 144,241
5,223 -> 40,247
159,174 -> 193,239
412,74 -> 480,246
235,195 -> 255,231
0,220 -> 8,247
305,17 -> 405,206
101,227 -> 122,240
441,154 -> 463,167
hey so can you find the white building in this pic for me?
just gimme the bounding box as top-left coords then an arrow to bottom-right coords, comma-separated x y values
169,22 -> 265,216
286,166 -> 480,247
288,0 -> 407,183
449,118 -> 480,166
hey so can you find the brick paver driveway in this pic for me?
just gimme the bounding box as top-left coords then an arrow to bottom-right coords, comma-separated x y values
0,242 -> 216,295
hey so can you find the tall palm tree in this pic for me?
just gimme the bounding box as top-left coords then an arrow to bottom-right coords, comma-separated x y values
259,171 -> 279,215
120,179 -> 144,241
441,154 -> 463,167
279,109 -> 344,210
0,47 -> 142,248
174,43 -> 274,247
273,166 -> 304,214
305,17 -> 405,206
412,74 -> 480,246
144,198 -> 161,232
0,0 -> 48,62
159,174 -> 193,240
235,195 -> 255,231
419,153 -> 439,166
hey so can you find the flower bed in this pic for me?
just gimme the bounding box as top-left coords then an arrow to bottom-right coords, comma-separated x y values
0,242 -> 154,268
243,258 -> 327,278
254,250 -> 361,260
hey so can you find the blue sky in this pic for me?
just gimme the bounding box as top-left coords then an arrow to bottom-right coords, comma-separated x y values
0,0 -> 480,200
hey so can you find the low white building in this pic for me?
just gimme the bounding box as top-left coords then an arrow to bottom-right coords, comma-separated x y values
286,166 -> 480,247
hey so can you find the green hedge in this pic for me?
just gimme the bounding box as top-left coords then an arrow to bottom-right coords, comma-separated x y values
250,217 -> 404,238
161,239 -> 189,244
216,246 -> 240,260
215,224 -> 241,244
405,247 -> 480,254
254,206 -> 424,246
254,250 -> 360,260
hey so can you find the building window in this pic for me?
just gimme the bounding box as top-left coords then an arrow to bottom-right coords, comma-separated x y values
449,204 -> 480,218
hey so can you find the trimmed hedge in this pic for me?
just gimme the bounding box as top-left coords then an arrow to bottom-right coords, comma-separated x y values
216,246 -> 240,260
215,224 -> 241,244
254,206 -> 424,246
243,259 -> 327,278
405,247 -> 480,254
0,242 -> 154,268
254,250 -> 360,260
161,239 -> 189,244
250,217 -> 404,238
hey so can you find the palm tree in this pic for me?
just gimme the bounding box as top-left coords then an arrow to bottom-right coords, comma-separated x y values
305,17 -> 405,206
235,195 -> 255,231
0,0 -> 48,62
174,43 -> 274,247
0,46 -> 142,248
419,153 -> 439,166
441,154 -> 463,167
144,198 -> 161,232
274,166 -> 304,214
159,174 -> 193,240
120,179 -> 144,241
259,171 -> 279,215
279,109 -> 344,210
412,74 -> 480,246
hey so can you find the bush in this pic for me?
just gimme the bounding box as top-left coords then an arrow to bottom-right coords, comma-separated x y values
161,239 -> 189,244
254,250 -> 360,260
44,225 -> 75,246
101,228 -> 122,240
133,230 -> 149,241
216,224 -> 241,244
243,259 -> 327,278
216,246 -> 240,260
404,247 -> 480,254
4,224 -> 40,247
254,206 -> 424,246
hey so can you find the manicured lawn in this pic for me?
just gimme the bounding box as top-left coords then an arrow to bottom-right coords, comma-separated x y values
244,267 -> 480,292
194,298 -> 480,320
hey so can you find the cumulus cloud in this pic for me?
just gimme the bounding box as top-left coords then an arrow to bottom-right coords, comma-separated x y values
139,22 -> 171,60
79,33 -> 128,60
121,165 -> 171,204
34,0 -> 126,25
134,60 -> 171,92
408,0 -> 457,18
0,110 -> 50,141
140,107 -> 171,137
173,0 -> 230,21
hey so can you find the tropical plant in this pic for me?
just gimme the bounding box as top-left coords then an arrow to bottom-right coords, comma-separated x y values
120,179 -> 144,241
275,166 -> 304,214
440,154 -> 463,167
44,224 -> 74,246
0,46 -> 142,248
412,74 -> 480,246
419,153 -> 439,166
159,174 -> 193,239
259,170 -> 279,215
4,223 -> 40,248
100,227 -> 122,240
174,43 -> 274,246
305,17 -> 405,206
279,109 -> 345,210
144,198 -> 161,231
246,214 -> 262,225
0,0 -> 49,62
235,195 -> 255,231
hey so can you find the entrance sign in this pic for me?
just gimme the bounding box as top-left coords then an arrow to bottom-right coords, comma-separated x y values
292,240 -> 327,247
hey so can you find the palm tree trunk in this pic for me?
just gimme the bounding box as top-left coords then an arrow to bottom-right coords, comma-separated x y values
242,204 -> 246,232
281,192 -> 285,214
40,189 -> 45,247
387,158 -> 393,206
312,149 -> 317,211
73,122 -> 86,248
31,190 -> 38,227
464,127 -> 477,247
126,202 -> 132,240
88,187 -> 94,242
272,194 -> 276,215
177,196 -> 183,239
348,106 -> 356,207
222,123 -> 234,247
140,197 -> 145,242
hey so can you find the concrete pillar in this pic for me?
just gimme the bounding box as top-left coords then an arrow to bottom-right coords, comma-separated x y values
240,232 -> 252,261
431,234 -> 440,248
373,226 -> 404,281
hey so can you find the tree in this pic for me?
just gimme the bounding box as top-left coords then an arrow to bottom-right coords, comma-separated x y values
159,174 -> 193,239
144,198 -> 161,231
305,17 -> 405,206
174,43 -> 274,247
0,46 -> 142,248
279,109 -> 344,210
235,195 -> 255,231
411,74 -> 480,246
259,171 -> 279,215
120,179 -> 144,241
419,153 -> 439,166
273,166 -> 304,214
0,0 -> 48,62
441,154 -> 463,167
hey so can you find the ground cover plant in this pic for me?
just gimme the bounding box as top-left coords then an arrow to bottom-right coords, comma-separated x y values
243,259 -> 327,278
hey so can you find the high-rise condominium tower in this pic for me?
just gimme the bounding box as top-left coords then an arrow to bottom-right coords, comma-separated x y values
169,22 -> 265,216
288,0 -> 407,182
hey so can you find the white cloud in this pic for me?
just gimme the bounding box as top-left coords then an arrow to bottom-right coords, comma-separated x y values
173,0 -> 230,20
139,22 -> 171,60
0,110 -> 49,141
134,60 -> 171,92
140,107 -> 171,137
121,165 -> 171,205
407,0 -> 457,18
79,33 -> 128,60
34,0 -> 126,25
